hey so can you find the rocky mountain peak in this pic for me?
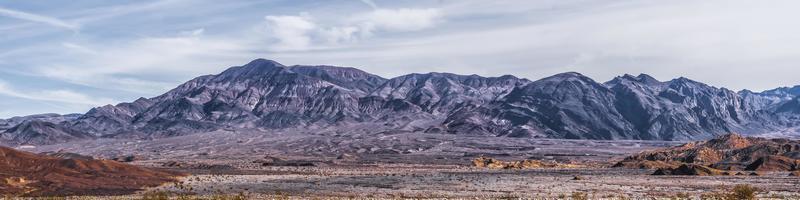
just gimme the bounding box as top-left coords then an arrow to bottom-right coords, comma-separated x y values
289,65 -> 387,93
636,73 -> 660,83
606,73 -> 663,88
1,120 -> 93,145
245,58 -> 285,68
759,86 -> 800,100
518,72 -> 610,97
2,59 -> 800,145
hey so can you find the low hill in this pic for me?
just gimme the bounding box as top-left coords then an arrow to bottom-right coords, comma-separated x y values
0,146 -> 183,196
615,134 -> 800,175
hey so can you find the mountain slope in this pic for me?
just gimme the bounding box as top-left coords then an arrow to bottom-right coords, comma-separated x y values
1,121 -> 93,146
0,146 -> 182,196
52,59 -> 537,139
444,72 -> 633,139
76,59 -> 383,137
0,113 -> 81,132
3,59 -> 800,145
370,73 -> 529,114
444,73 -> 789,140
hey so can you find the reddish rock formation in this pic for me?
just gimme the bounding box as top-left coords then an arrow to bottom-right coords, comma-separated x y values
790,171 -> 800,176
616,133 -> 800,175
652,164 -> 726,176
473,156 -> 580,169
745,155 -> 800,171
0,146 -> 184,197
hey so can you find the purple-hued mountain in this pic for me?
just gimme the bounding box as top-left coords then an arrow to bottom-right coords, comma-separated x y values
2,59 -> 799,145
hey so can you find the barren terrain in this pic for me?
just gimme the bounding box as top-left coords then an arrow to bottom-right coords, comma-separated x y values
11,130 -> 799,199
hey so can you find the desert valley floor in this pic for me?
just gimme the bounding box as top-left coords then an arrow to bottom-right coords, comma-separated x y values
14,130 -> 800,199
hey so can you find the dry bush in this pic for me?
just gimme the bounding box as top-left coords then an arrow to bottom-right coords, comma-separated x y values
141,191 -> 170,200
728,184 -> 758,200
700,184 -> 759,200
571,192 -> 588,200
140,190 -> 248,200
669,192 -> 691,200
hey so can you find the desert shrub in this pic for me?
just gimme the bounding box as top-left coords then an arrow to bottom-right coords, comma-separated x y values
671,192 -> 691,199
700,192 -> 727,200
213,193 -> 248,200
141,191 -> 170,200
25,197 -> 67,200
727,184 -> 758,200
498,193 -> 519,200
571,192 -> 588,200
699,184 -> 759,200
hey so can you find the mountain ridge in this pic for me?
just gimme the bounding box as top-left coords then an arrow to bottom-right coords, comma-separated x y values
2,59 -> 799,145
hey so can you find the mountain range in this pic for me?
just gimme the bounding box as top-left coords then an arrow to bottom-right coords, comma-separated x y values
2,59 -> 799,145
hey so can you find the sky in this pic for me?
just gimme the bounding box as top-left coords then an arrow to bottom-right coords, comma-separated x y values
1,0 -> 800,118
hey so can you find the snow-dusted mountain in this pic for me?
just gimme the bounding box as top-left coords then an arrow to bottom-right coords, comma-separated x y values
2,59 -> 800,145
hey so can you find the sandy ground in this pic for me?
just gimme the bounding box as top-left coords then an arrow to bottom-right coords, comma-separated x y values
130,166 -> 799,199
17,130 -> 800,199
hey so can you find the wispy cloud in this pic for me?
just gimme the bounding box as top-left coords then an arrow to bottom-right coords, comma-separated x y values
0,80 -> 115,106
2,0 -> 800,117
0,6 -> 79,31
359,0 -> 379,9
356,8 -> 442,33
35,31 -> 251,94
263,14 -> 317,51
260,7 -> 443,50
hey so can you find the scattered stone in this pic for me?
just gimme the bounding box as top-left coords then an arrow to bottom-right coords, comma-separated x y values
42,151 -> 94,160
745,155 -> 800,171
722,171 -> 734,176
336,153 -> 357,160
651,164 -> 726,176
162,161 -> 184,167
473,156 -> 582,169
789,171 -> 800,176
195,163 -> 236,171
111,155 -> 142,162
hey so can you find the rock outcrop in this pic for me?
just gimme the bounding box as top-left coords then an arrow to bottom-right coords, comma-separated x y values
0,146 -> 183,196
472,156 -> 580,169
652,164 -> 727,176
616,133 -> 800,175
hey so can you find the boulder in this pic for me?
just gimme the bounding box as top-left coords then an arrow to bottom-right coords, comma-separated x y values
789,171 -> 800,176
745,156 -> 800,171
652,164 -> 726,176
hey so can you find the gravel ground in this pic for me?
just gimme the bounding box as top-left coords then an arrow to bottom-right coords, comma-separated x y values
19,130 -> 800,199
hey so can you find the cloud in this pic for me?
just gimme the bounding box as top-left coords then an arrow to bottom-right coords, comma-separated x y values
61,42 -> 98,54
5,0 -> 800,119
359,0 -> 379,9
34,30 -> 253,94
263,14 -> 317,51
260,8 -> 442,50
180,28 -> 205,37
0,80 -> 115,106
0,6 -> 79,31
356,8 -> 442,33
